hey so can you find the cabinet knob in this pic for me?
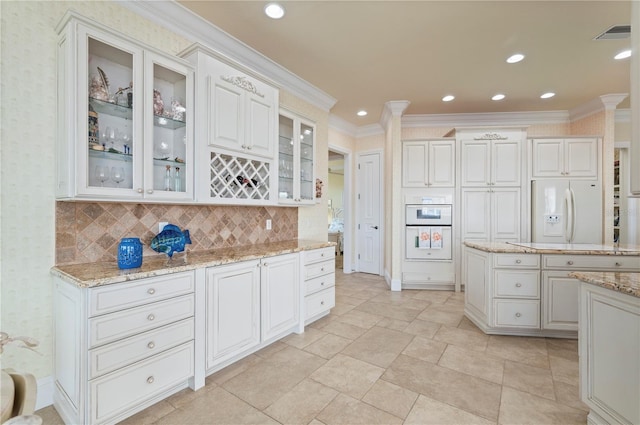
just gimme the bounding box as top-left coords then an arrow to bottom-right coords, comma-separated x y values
241,144 -> 247,149
147,376 -> 155,384
321,253 -> 325,257
515,259 -> 522,264
147,288 -> 156,295
146,189 -> 154,194
567,261 -> 574,265
515,283 -> 522,287
263,262 -> 268,267
320,267 -> 324,272
147,341 -> 155,349
247,146 -> 252,150
320,301 -> 325,305
137,188 -> 144,194
320,282 -> 325,286
515,312 -> 522,318
147,314 -> 155,321
615,262 -> 622,267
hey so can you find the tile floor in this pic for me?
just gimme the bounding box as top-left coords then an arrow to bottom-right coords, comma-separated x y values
38,270 -> 588,424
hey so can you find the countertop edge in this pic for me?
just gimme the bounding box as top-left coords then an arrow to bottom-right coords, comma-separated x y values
569,271 -> 640,299
463,241 -> 640,255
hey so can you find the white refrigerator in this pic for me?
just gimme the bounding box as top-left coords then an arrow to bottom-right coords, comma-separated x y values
531,180 -> 603,244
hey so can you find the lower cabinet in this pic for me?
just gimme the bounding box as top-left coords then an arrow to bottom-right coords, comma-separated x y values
205,252 -> 300,372
541,271 -> 580,331
53,271 -> 196,425
301,247 -> 335,324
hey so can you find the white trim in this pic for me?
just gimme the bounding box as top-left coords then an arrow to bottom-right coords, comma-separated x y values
35,375 -> 55,410
615,109 -> 631,123
384,269 -> 402,292
328,114 -> 358,137
327,143 -> 353,275
402,110 -> 569,128
356,124 -> 385,138
569,94 -> 628,121
120,0 -> 336,112
381,101 -> 411,128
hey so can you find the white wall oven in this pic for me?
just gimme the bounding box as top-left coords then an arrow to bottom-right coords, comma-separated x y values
405,204 -> 452,260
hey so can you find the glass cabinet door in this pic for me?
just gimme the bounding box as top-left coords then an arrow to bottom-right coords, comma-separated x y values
299,122 -> 314,202
278,115 -> 295,201
83,33 -> 141,196
278,111 -> 315,205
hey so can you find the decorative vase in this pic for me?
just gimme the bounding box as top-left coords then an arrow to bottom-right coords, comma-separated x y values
117,238 -> 142,269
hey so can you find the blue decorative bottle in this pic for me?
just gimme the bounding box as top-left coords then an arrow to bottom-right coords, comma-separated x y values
117,238 -> 143,269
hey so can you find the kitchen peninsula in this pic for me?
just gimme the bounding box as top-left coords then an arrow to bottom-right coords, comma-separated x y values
463,241 -> 640,338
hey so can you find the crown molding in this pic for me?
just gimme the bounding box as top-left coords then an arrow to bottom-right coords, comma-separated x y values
569,93 -> 628,121
119,0 -> 336,112
328,114 -> 358,137
380,101 -> 411,128
402,110 -> 569,128
357,124 -> 385,138
615,108 -> 631,123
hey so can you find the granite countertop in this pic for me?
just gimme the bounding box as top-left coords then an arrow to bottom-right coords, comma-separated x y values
464,241 -> 640,256
570,271 -> 640,298
51,239 -> 335,288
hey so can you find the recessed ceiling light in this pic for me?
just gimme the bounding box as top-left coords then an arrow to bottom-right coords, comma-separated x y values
442,95 -> 455,102
492,94 -> 506,101
264,3 -> 285,19
614,49 -> 631,60
506,54 -> 525,64
357,110 -> 367,116
540,92 -> 556,99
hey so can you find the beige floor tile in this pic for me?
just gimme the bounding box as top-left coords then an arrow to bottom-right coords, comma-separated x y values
119,400 -> 176,425
546,338 -> 579,361
402,336 -> 447,363
307,313 -> 337,330
355,301 -> 423,322
336,294 -> 368,306
310,353 -> 385,399
254,340 -> 288,359
34,406 -> 68,425
376,316 -> 411,331
549,354 -> 580,386
308,419 -> 327,425
222,346 -> 326,410
207,354 -> 263,385
498,386 -> 587,425
383,354 -> 502,421
336,309 -> 384,329
403,318 -> 442,339
411,290 -> 453,303
486,335 -> 550,369
155,387 -> 279,425
368,292 -> 432,310
341,326 -> 415,368
165,384 -> 217,409
362,379 -> 419,419
282,327 -> 327,349
457,315 -> 486,334
304,333 -> 353,359
320,319 -> 369,339
264,378 -> 338,424
554,381 -> 590,412
433,325 -> 489,352
328,302 -> 356,316
503,360 -> 555,399
438,345 -> 504,384
316,393 -> 403,425
404,395 -> 496,425
416,306 -> 463,327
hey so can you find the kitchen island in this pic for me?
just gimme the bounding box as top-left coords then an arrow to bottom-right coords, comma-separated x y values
462,241 -> 640,338
571,271 -> 639,425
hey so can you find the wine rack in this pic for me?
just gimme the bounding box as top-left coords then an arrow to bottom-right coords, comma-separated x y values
208,152 -> 271,200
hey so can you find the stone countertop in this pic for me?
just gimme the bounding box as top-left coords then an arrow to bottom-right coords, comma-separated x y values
51,239 -> 335,288
464,241 -> 640,256
570,271 -> 640,298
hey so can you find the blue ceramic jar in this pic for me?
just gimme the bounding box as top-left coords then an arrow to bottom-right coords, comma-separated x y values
117,237 -> 142,269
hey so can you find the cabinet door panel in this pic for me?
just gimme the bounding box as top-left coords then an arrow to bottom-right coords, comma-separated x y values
429,141 -> 455,187
246,93 -> 274,158
542,272 -> 579,331
565,138 -> 597,177
461,141 -> 490,186
491,188 -> 520,241
210,81 -> 243,149
492,141 -> 520,186
532,139 -> 564,177
462,189 -> 490,240
402,142 -> 428,187
261,254 -> 299,341
206,261 -> 260,368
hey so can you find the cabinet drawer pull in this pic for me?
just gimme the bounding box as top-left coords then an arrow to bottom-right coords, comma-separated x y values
321,253 -> 325,257
515,283 -> 522,287
146,189 -> 154,194
147,341 -> 155,349
147,314 -> 155,321
515,259 -> 521,264
147,288 -> 156,295
615,262 -> 622,267
320,301 -> 325,306
515,312 -> 522,318
320,267 -> 324,272
147,376 -> 155,384
567,261 -> 574,265
320,282 -> 325,286
137,188 -> 144,194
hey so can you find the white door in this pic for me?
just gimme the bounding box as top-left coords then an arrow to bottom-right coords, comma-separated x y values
542,271 -> 580,331
429,140 -> 455,187
357,152 -> 382,274
402,141 -> 428,187
491,188 -> 521,241
492,141 -> 521,186
565,138 -> 598,177
261,253 -> 299,341
462,189 -> 491,241
532,139 -> 564,177
461,140 -> 491,186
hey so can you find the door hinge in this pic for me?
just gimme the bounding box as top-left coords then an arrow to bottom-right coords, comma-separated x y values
358,224 -> 360,230
358,193 -> 361,200
358,254 -> 361,259
358,163 -> 361,170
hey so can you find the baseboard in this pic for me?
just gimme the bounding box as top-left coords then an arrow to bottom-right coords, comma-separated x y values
384,269 -> 402,291
36,375 -> 54,410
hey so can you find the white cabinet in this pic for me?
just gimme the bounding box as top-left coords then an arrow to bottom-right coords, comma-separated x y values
181,44 -> 278,205
301,247 -> 336,325
402,139 -> 455,187
541,271 -> 580,331
56,13 -> 194,202
278,110 -> 316,205
460,138 -> 521,187
205,253 -> 300,371
461,188 -> 521,242
579,283 -> 640,425
53,271 -> 196,425
531,137 -> 599,178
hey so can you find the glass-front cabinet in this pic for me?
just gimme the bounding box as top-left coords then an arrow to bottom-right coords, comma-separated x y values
278,110 -> 315,205
56,12 -> 193,201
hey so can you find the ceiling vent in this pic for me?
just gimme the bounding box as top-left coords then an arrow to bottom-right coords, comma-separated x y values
594,25 -> 631,40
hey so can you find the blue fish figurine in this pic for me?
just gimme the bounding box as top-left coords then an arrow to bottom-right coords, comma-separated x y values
150,224 -> 191,257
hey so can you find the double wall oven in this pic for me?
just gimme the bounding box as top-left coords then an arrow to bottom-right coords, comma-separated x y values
405,203 -> 453,260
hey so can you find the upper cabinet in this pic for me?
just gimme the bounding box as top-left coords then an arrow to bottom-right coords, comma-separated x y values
402,139 -> 455,187
56,13 -> 194,202
531,138 -> 599,178
460,133 -> 522,187
181,45 -> 279,205
278,110 -> 316,205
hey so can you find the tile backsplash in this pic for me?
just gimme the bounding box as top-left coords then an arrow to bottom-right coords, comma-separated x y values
56,202 -> 298,265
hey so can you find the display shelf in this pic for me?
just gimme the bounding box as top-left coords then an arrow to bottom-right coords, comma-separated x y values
153,114 -> 186,130
89,148 -> 133,162
90,97 -> 133,120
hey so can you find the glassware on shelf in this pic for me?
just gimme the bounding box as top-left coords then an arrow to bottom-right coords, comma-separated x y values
164,165 -> 172,191
95,165 -> 109,186
110,166 -> 125,186
174,167 -> 182,192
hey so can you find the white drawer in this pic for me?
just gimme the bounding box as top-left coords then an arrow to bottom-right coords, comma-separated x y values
305,287 -> 335,319
305,273 -> 335,295
493,299 -> 540,328
543,255 -> 640,271
303,247 -> 335,265
89,342 -> 194,424
89,294 -> 194,348
494,254 -> 540,269
89,272 -> 195,317
494,270 -> 540,299
304,259 -> 334,280
88,318 -> 194,379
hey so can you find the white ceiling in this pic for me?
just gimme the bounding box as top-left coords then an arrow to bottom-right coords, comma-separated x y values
178,1 -> 632,126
